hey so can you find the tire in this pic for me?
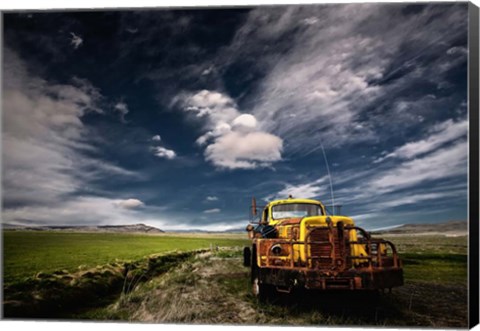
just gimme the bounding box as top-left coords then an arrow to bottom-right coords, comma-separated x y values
243,247 -> 251,267
251,246 -> 271,302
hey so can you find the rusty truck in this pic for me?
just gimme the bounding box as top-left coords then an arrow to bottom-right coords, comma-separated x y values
243,196 -> 403,300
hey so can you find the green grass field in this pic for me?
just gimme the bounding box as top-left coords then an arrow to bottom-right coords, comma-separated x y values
3,232 -> 467,286
382,234 -> 468,285
3,231 -> 249,284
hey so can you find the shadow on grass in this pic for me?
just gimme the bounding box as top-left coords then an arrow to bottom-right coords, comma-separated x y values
255,287 -> 407,326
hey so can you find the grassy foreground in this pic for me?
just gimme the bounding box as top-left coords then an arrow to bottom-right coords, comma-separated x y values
85,237 -> 468,327
3,231 -> 249,284
2,231 -> 468,327
82,234 -> 468,327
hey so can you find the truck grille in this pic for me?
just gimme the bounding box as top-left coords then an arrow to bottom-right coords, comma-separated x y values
307,227 -> 347,270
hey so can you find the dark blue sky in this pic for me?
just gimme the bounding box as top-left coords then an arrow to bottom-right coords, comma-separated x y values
2,3 -> 469,231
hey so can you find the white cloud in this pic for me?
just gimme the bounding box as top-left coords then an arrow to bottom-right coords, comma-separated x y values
201,66 -> 214,76
153,146 -> 176,159
217,5 -> 467,155
370,140 -> 467,192
203,208 -> 221,214
232,114 -> 257,132
176,89 -> 239,129
205,131 -> 282,169
149,134 -> 176,160
374,119 -> 467,163
4,197 -> 148,226
265,176 -> 329,201
70,32 -> 83,49
196,122 -> 231,146
115,198 -> 145,209
175,90 -> 283,169
114,101 -> 129,122
206,196 -> 219,201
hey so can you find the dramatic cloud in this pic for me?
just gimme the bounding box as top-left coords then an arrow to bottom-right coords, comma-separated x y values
218,4 -> 468,155
3,5 -> 469,230
174,90 -> 283,169
2,48 -> 142,225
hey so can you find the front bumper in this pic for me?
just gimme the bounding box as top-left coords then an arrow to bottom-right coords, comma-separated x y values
259,267 -> 404,290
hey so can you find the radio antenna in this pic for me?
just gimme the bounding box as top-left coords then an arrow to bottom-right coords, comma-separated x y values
320,143 -> 335,214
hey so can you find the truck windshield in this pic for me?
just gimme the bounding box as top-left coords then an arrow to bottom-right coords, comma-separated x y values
271,203 -> 323,219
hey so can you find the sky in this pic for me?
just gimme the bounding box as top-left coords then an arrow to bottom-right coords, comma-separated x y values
1,3 -> 470,231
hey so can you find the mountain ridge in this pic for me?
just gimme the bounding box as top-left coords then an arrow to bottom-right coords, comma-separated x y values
2,223 -> 164,234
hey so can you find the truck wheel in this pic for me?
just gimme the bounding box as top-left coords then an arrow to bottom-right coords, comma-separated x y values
251,245 -> 270,302
252,269 -> 270,302
243,247 -> 251,267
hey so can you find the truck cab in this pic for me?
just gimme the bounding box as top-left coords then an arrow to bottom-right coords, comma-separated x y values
245,197 -> 403,299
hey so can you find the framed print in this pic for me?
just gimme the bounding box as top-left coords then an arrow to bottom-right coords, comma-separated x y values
1,1 -> 479,329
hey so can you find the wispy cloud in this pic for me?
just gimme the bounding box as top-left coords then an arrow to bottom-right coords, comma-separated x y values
214,4 -> 467,156
374,118 -> 467,163
2,48 -> 143,225
267,136 -> 467,223
369,140 -> 467,192
265,176 -> 329,201
203,208 -> 221,214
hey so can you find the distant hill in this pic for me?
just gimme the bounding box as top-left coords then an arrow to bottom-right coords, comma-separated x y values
2,223 -> 164,234
371,220 -> 467,236
167,228 -> 245,234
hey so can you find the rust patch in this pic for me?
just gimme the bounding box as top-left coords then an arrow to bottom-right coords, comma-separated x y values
277,218 -> 303,226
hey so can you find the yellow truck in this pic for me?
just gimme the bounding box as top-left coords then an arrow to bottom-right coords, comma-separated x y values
244,197 -> 403,300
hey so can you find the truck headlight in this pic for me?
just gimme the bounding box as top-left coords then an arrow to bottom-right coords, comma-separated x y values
271,244 -> 283,255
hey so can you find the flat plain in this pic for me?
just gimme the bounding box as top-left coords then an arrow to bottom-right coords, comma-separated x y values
3,231 -> 248,285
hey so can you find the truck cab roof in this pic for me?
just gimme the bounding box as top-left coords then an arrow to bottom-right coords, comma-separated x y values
267,198 -> 325,208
